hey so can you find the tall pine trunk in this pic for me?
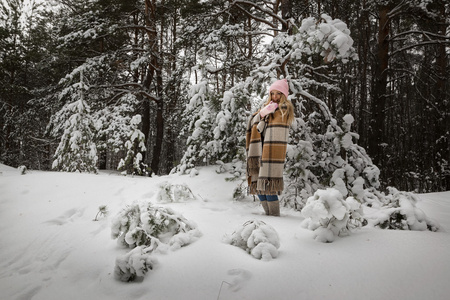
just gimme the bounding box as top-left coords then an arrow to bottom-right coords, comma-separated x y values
357,0 -> 370,148
151,69 -> 164,175
143,0 -> 164,175
369,5 -> 390,168
435,1 -> 449,189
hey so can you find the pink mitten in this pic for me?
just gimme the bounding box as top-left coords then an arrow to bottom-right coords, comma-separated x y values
259,101 -> 278,118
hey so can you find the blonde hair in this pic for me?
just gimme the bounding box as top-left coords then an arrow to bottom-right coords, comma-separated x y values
264,94 -> 294,125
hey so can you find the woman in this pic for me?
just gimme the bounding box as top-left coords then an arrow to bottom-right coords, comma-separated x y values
246,79 -> 294,216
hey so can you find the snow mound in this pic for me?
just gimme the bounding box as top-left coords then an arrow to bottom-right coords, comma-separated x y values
223,220 -> 280,261
0,163 -> 16,171
0,163 -> 24,176
156,181 -> 197,203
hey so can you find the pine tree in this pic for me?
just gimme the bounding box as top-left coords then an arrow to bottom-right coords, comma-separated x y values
52,71 -> 98,173
212,83 -> 254,163
94,93 -> 139,169
175,76 -> 215,175
117,114 -> 148,176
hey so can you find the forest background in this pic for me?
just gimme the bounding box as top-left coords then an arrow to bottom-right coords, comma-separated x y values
1,0 -> 449,198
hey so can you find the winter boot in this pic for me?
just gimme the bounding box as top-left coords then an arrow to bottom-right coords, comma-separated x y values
268,200 -> 280,216
261,201 -> 269,215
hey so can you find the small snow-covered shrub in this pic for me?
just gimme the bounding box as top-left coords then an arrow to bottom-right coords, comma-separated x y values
223,220 -> 280,261
18,165 -> 27,175
156,181 -> 196,203
369,187 -> 439,232
231,179 -> 248,201
215,160 -> 229,174
114,246 -> 157,282
301,188 -> 365,243
93,205 -> 108,221
111,200 -> 201,249
111,200 -> 201,281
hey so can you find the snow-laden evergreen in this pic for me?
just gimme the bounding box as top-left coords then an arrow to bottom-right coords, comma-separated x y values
211,84 -> 250,163
117,115 -> 148,176
94,93 -> 139,162
175,77 -> 215,175
52,71 -> 98,173
49,55 -> 145,173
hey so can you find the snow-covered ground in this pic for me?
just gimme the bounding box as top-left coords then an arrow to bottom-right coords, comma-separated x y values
1,163 -> 449,300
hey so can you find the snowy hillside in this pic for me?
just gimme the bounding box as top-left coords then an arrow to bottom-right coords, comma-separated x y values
1,163 -> 449,300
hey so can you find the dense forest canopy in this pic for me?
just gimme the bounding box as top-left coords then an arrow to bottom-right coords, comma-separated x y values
0,0 -> 449,193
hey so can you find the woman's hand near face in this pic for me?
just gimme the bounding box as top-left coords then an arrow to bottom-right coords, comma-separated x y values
260,101 -> 278,118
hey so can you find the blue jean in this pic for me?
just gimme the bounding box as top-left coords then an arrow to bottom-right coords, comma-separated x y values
258,194 -> 278,202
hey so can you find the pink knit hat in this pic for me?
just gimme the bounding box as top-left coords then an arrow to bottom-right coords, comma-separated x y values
269,79 -> 289,98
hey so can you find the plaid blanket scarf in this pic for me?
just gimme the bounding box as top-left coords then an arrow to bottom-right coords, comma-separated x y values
246,105 -> 290,195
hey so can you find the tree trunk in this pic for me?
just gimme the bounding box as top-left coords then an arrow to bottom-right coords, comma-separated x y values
142,0 -> 165,175
369,5 -> 390,167
247,16 -> 252,59
357,0 -> 369,148
435,1 -> 449,189
150,1 -> 164,175
165,12 -> 178,173
273,0 -> 280,36
281,0 -> 292,33
151,84 -> 164,175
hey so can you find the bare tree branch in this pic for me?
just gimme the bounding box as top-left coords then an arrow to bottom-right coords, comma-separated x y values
390,30 -> 450,42
229,0 -> 287,28
391,40 -> 450,57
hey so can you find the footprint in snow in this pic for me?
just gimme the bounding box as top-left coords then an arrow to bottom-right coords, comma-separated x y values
226,268 -> 252,292
14,285 -> 42,300
45,208 -> 85,225
141,191 -> 154,199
